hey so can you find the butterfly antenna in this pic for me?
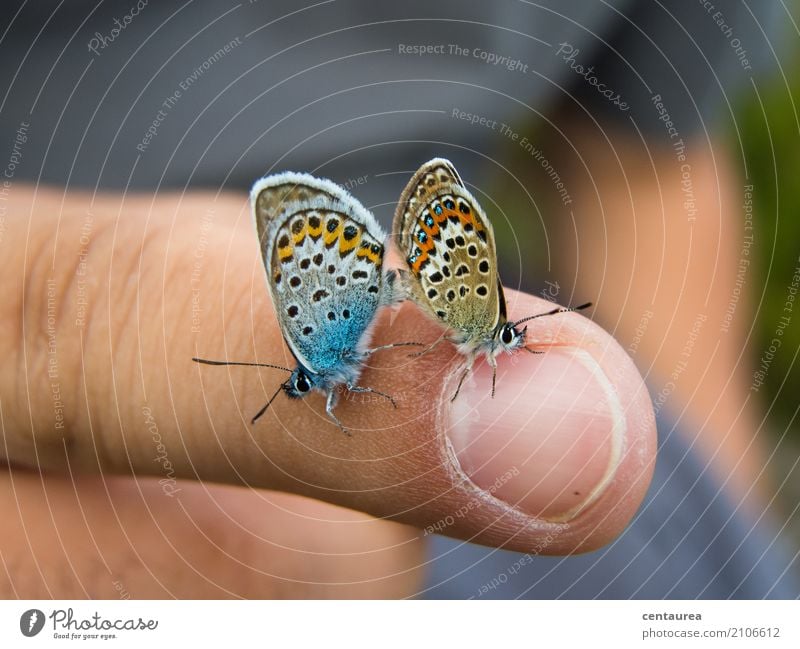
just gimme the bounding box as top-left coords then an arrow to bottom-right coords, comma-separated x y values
512,302 -> 592,327
251,383 -> 285,424
192,357 -> 292,373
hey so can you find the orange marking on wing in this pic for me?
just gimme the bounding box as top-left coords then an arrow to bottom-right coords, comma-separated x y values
433,209 -> 449,226
417,236 -> 434,253
410,249 -> 429,275
470,214 -> 485,233
339,230 -> 362,255
356,246 -> 382,265
292,223 -> 307,245
441,206 -> 485,235
417,217 -> 440,242
323,224 -> 342,246
307,220 -> 323,238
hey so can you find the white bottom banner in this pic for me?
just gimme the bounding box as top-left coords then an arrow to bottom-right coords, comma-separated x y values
0,600 -> 796,647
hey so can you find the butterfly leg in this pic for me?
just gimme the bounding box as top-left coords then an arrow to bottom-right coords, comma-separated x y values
346,384 -> 398,409
489,355 -> 498,398
408,336 -> 449,359
363,341 -> 426,356
450,356 -> 476,403
325,390 -> 350,436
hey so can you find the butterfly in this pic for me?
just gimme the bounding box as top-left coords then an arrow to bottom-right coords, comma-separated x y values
194,172 -> 415,432
392,158 -> 591,400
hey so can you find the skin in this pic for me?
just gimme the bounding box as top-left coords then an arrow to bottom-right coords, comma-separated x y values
0,182 -> 656,598
548,117 -> 768,511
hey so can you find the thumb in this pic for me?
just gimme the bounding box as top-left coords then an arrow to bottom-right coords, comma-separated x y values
7,188 -> 655,555
309,291 -> 656,553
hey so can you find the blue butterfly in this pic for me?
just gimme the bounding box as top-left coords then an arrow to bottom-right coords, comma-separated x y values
194,172 -> 414,432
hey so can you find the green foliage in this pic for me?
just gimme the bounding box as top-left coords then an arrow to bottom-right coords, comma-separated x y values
737,59 -> 800,431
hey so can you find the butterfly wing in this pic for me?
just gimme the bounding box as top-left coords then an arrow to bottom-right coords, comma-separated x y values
251,171 -> 348,220
393,158 -> 503,342
393,158 -> 464,235
252,173 -> 388,378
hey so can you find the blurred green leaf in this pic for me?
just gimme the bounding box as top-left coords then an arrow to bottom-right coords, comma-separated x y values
737,52 -> 800,434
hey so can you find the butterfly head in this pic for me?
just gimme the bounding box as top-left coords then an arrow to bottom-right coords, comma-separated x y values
283,367 -> 321,398
493,302 -> 593,355
495,321 -> 527,353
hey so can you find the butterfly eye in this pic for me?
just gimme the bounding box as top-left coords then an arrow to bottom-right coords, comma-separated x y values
295,373 -> 311,393
501,326 -> 515,346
